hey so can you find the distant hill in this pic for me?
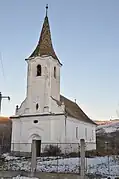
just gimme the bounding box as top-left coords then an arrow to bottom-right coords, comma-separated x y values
97,122 -> 119,134
96,121 -> 119,155
95,119 -> 119,125
0,117 -> 12,152
0,116 -> 9,121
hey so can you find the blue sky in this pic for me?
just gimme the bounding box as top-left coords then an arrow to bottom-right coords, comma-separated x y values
0,0 -> 119,120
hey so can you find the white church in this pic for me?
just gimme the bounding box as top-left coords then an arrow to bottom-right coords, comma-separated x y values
10,6 -> 96,155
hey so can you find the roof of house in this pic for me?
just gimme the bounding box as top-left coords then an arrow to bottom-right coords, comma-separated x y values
60,95 -> 96,125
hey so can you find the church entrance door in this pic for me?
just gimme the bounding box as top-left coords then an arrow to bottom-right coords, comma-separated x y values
36,140 -> 41,157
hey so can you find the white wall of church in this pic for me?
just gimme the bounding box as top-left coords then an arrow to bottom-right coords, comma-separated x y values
11,119 -> 21,143
11,114 -> 65,153
65,116 -> 96,151
11,115 -> 96,153
50,115 -> 65,143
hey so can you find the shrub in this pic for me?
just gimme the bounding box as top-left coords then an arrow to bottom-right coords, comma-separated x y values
43,145 -> 61,156
66,152 -> 79,158
85,150 -> 97,158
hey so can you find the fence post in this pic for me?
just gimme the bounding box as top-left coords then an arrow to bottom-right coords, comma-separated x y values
31,140 -> 37,177
80,139 -> 85,179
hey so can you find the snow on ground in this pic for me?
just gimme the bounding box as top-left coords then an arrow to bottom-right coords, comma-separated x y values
2,153 -> 21,161
7,176 -> 117,179
4,176 -> 109,179
86,156 -> 119,176
97,122 -> 119,134
12,176 -> 38,179
1,154 -> 119,178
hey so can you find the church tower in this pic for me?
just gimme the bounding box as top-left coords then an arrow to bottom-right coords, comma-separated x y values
25,5 -> 62,114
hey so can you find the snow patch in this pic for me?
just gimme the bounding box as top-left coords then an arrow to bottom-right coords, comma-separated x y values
1,154 -> 119,178
12,176 -> 38,179
97,122 -> 119,134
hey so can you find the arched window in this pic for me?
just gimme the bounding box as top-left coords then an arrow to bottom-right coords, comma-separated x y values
85,128 -> 87,140
36,103 -> 39,110
76,127 -> 78,139
54,66 -> 56,78
37,65 -> 41,76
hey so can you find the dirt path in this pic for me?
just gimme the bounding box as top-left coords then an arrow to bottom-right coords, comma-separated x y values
0,171 -> 89,179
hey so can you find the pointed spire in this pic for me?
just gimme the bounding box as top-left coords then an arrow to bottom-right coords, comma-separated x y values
29,5 -> 61,64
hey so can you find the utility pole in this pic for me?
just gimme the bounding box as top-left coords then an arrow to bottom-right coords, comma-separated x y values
0,92 -> 10,114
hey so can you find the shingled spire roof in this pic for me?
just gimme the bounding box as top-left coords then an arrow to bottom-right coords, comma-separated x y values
29,5 -> 61,64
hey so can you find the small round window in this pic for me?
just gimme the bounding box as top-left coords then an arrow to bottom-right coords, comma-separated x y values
36,103 -> 39,110
34,120 -> 38,124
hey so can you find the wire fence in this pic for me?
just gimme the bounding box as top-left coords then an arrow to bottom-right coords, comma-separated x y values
85,142 -> 119,178
0,142 -> 118,178
0,143 -> 81,174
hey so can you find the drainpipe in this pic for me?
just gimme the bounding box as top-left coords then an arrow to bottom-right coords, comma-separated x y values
64,109 -> 68,143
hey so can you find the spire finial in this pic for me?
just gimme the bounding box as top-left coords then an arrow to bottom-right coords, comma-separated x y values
46,4 -> 48,17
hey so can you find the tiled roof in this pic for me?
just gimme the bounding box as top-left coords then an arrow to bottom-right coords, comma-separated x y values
60,95 -> 96,125
29,15 -> 61,65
